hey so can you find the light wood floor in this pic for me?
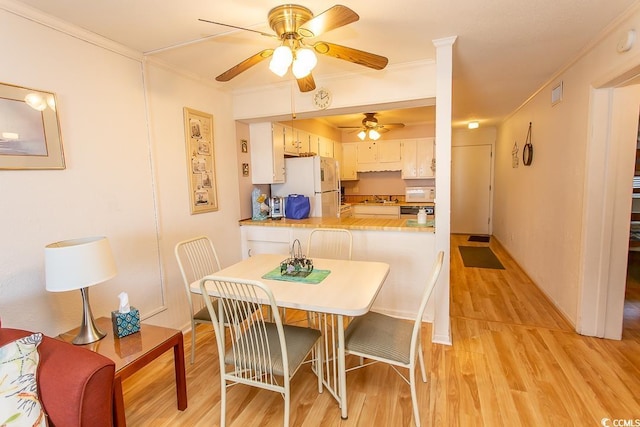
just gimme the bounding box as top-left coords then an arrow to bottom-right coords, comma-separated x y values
122,235 -> 640,426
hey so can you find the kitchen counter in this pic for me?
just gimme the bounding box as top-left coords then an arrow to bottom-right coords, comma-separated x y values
350,201 -> 435,207
239,216 -> 434,232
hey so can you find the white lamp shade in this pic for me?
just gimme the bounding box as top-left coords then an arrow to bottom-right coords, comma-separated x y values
369,129 -> 381,140
45,236 -> 117,292
292,47 -> 317,78
269,45 -> 293,76
357,130 -> 367,140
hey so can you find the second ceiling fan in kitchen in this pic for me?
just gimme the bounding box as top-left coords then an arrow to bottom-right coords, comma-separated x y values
200,4 -> 388,92
339,113 -> 405,140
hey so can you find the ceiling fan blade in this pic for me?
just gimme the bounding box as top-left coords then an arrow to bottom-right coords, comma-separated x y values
297,73 -> 316,92
379,123 -> 405,130
313,41 -> 388,70
298,5 -> 359,38
215,49 -> 274,82
198,18 -> 276,38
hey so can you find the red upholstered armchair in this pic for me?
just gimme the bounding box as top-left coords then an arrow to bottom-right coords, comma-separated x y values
0,321 -> 115,427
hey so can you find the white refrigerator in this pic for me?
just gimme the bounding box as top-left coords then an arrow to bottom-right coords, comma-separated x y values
271,156 -> 340,218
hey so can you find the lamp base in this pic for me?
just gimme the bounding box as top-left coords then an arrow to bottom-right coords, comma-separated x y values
71,287 -> 106,345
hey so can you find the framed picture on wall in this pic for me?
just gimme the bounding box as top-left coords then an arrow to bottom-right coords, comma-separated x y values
183,107 -> 218,214
0,82 -> 65,170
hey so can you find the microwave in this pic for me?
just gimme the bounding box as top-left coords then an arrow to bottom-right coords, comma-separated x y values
405,186 -> 435,203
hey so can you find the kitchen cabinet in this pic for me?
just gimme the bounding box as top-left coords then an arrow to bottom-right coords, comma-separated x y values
402,137 -> 435,179
296,129 -> 311,155
249,122 -> 285,184
340,142 -> 358,181
315,135 -> 334,158
352,204 -> 400,219
282,124 -> 298,156
357,141 -> 378,164
356,140 -> 402,172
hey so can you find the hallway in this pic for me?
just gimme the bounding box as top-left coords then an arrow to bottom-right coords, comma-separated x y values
443,234 -> 640,425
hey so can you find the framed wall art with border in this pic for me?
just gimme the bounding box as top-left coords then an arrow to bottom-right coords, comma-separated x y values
0,82 -> 65,170
183,107 -> 218,214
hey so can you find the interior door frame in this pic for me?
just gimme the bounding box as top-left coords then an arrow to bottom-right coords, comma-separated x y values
451,144 -> 493,235
578,66 -> 640,339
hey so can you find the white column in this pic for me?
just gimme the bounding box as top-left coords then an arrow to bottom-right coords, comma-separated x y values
432,36 -> 457,345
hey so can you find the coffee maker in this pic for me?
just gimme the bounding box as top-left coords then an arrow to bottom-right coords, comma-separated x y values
269,196 -> 285,219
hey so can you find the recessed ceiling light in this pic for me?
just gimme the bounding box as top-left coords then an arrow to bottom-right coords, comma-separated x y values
468,121 -> 479,129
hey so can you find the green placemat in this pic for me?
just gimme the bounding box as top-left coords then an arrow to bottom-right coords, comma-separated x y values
405,219 -> 434,227
262,267 -> 331,284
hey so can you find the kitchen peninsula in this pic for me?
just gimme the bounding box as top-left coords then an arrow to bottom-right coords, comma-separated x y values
239,216 -> 441,339
239,216 -> 434,232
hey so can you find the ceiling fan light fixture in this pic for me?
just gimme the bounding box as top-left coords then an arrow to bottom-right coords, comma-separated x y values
269,45 -> 293,76
292,59 -> 310,78
357,130 -> 367,140
369,129 -> 381,140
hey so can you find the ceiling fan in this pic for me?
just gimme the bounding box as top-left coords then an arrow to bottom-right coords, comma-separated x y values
339,112 -> 405,140
199,4 -> 388,93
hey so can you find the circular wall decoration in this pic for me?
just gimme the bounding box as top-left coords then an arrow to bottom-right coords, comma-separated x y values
523,122 -> 533,166
523,142 -> 533,166
313,88 -> 332,110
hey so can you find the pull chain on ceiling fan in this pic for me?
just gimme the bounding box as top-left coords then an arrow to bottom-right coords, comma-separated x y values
339,112 -> 405,140
199,4 -> 389,93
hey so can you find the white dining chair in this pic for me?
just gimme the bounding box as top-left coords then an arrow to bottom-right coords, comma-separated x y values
174,236 -> 225,364
199,276 -> 323,427
306,228 -> 353,260
302,228 -> 353,327
343,251 -> 444,427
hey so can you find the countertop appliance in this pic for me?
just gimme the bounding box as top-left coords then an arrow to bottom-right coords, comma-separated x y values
271,156 -> 340,218
405,186 -> 435,203
269,196 -> 285,219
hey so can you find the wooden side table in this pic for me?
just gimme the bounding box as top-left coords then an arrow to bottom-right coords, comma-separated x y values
59,317 -> 187,427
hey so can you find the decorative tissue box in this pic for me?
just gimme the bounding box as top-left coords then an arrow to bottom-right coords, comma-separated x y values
111,307 -> 140,338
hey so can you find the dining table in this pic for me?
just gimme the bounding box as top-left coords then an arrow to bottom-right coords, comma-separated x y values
190,253 -> 390,419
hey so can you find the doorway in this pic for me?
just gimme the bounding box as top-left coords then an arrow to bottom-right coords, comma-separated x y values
579,80 -> 640,339
451,144 -> 492,234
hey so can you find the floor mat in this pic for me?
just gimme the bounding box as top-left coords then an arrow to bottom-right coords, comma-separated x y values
468,235 -> 490,242
459,246 -> 505,269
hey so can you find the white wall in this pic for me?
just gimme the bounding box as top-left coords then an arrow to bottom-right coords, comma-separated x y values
452,127 -> 497,148
0,9 -> 242,335
493,4 -> 640,326
143,61 -> 242,329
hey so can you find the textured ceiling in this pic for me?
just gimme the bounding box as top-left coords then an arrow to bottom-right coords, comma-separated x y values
7,0 -> 638,129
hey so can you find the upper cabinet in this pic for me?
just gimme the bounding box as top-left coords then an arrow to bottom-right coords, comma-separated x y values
402,137 -> 435,179
356,140 -> 402,172
282,124 -> 298,156
314,135 -> 334,158
284,127 -> 313,156
340,142 -> 358,181
296,129 -> 311,155
249,122 -> 285,184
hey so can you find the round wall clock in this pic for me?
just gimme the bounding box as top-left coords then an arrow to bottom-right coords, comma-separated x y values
313,88 -> 332,110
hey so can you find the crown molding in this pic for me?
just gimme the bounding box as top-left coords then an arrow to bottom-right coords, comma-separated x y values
0,0 -> 142,61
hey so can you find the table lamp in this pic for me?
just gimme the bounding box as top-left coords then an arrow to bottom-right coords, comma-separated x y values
45,236 -> 117,345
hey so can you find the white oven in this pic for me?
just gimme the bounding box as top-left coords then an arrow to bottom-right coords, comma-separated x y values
405,186 -> 435,203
